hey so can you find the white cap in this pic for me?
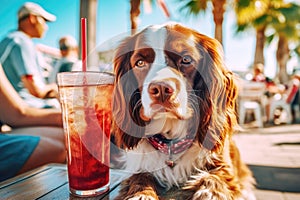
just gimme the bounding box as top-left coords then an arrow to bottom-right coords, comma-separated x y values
59,35 -> 78,50
18,2 -> 56,22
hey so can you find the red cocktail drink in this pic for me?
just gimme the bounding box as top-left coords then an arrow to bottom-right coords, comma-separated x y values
57,72 -> 114,197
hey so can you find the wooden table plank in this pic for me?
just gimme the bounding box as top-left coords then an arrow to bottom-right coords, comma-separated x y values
3,163 -> 296,200
0,164 -> 67,200
0,164 -> 130,200
40,168 -> 130,200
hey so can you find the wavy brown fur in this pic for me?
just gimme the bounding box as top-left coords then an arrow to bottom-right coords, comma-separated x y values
112,23 -> 256,200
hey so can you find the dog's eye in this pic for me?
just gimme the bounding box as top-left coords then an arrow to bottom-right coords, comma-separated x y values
181,55 -> 192,65
135,60 -> 146,68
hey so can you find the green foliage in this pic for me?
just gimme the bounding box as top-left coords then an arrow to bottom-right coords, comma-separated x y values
265,33 -> 275,46
294,44 -> 300,57
235,0 -> 251,8
271,3 -> 300,39
178,0 -> 209,16
234,0 -> 269,25
235,1 -> 300,42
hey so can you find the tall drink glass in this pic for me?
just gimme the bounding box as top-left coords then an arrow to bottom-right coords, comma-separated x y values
57,71 -> 114,197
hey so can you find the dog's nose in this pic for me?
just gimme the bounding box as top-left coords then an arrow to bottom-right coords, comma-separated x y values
148,82 -> 174,103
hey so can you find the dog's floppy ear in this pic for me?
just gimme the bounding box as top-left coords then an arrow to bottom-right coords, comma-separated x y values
224,71 -> 238,129
112,37 -> 146,149
192,32 -> 238,151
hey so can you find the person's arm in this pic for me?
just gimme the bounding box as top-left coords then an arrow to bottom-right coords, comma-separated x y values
21,75 -> 58,98
0,65 -> 62,127
286,79 -> 300,104
10,39 -> 58,99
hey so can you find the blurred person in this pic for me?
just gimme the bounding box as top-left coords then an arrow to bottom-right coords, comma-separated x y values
252,63 -> 266,82
48,35 -> 81,83
0,63 -> 65,182
267,71 -> 300,124
287,71 -> 300,123
251,63 -> 279,122
286,71 -> 300,104
0,2 -> 59,108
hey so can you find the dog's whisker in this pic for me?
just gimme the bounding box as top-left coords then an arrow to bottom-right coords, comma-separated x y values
131,98 -> 142,115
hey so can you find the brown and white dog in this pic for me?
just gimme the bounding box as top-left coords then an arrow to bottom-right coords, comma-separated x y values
112,23 -> 256,200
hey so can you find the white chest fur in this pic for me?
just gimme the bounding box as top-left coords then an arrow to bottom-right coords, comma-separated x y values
123,139 -> 209,189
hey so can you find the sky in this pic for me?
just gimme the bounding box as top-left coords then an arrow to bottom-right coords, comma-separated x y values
0,0 -> 297,78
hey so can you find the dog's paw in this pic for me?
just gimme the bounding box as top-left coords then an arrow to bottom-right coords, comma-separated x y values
126,194 -> 158,200
192,190 -> 227,200
184,173 -> 233,200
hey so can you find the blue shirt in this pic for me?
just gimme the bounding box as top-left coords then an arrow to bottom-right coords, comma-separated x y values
0,31 -> 54,108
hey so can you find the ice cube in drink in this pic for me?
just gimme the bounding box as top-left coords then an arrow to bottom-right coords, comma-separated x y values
59,78 -> 113,196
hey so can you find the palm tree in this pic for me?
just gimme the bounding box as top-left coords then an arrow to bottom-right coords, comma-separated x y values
130,0 -> 141,35
268,2 -> 300,83
234,0 -> 275,65
179,0 -> 226,44
235,0 -> 300,83
212,0 -> 226,44
130,0 -> 170,35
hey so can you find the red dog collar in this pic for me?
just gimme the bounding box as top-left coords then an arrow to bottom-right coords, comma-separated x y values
147,134 -> 194,167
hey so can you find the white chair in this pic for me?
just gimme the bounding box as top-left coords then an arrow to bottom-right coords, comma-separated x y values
269,94 -> 292,124
238,81 -> 267,128
268,79 -> 300,124
239,101 -> 263,128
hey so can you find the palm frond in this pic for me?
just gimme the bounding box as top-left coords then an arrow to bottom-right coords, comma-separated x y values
178,0 -> 208,16
235,0 -> 269,25
265,33 -> 275,45
294,44 -> 300,58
